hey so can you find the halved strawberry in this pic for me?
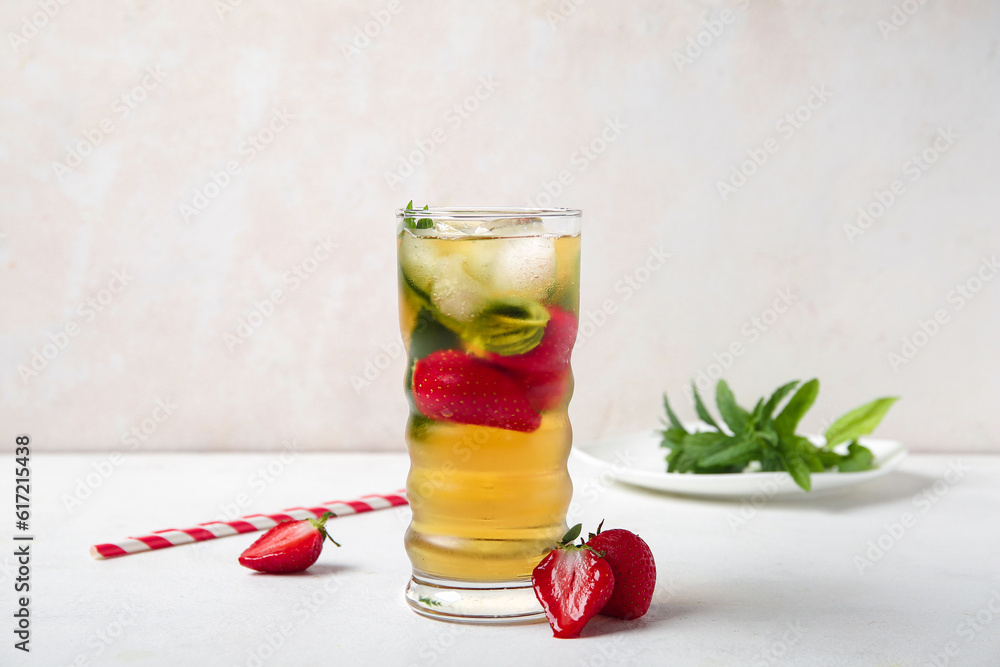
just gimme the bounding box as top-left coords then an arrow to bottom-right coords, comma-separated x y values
238,512 -> 340,574
532,524 -> 615,639
586,523 -> 656,619
412,349 -> 541,432
488,306 -> 578,411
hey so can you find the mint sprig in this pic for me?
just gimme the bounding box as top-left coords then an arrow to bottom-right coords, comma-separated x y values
403,201 -> 433,229
661,379 -> 898,491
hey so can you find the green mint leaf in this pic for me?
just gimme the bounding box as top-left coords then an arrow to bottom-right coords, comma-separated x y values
670,432 -> 731,473
838,441 -> 875,472
817,449 -> 841,469
698,437 -> 760,468
403,201 -> 434,229
760,447 -> 785,472
462,297 -> 550,356
715,379 -> 749,435
408,308 -> 461,361
660,426 -> 688,450
662,376 -> 898,490
824,397 -> 899,449
404,200 -> 416,229
561,523 -> 582,544
691,383 -> 720,430
756,426 -> 778,448
778,439 -> 812,491
416,204 -> 433,229
761,380 -> 800,423
663,427 -> 721,471
682,431 -> 732,449
749,398 -> 765,429
789,435 -> 825,473
662,392 -> 688,434
665,445 -> 684,471
774,378 -> 819,436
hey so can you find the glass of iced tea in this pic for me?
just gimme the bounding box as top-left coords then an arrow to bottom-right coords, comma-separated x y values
396,206 -> 581,622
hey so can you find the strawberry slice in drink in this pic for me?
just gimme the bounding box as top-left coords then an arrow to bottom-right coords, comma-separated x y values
487,306 -> 578,412
412,349 -> 542,432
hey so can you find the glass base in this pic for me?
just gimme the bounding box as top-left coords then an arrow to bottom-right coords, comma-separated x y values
405,574 -> 546,624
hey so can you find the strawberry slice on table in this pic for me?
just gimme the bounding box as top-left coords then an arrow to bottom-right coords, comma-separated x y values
487,306 -> 578,412
412,349 -> 542,432
531,524 -> 616,639
586,523 -> 656,619
238,512 -> 340,574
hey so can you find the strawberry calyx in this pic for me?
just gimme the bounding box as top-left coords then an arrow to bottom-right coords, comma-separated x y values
557,523 -> 604,558
239,512 -> 343,574
560,523 -> 583,545
308,512 -> 341,548
586,519 -> 606,541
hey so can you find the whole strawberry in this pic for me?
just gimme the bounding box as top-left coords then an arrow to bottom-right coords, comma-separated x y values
238,512 -> 340,574
586,523 -> 656,619
412,349 -> 541,432
531,524 -> 615,638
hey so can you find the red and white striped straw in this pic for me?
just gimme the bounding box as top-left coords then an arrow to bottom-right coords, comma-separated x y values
90,490 -> 408,560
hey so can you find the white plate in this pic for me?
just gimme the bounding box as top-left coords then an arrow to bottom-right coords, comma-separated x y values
571,430 -> 908,499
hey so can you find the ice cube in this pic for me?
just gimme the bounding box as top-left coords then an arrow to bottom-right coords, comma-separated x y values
430,255 -> 490,323
488,237 -> 557,299
426,221 -> 469,237
411,217 -> 547,238
399,232 -> 438,293
480,217 -> 546,236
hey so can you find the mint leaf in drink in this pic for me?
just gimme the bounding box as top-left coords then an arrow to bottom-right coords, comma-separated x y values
659,378 -> 898,491
402,201 -> 434,229
403,200 -> 415,229
824,397 -> 899,449
408,307 -> 461,362
416,204 -> 433,229
463,297 -> 550,356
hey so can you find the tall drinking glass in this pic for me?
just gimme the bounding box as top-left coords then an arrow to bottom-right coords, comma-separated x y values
396,207 -> 582,623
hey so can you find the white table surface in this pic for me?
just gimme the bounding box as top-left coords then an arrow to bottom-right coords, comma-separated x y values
7,449 -> 1000,666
